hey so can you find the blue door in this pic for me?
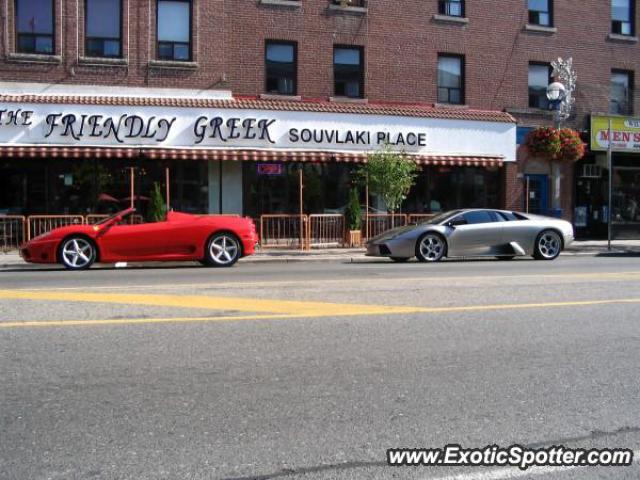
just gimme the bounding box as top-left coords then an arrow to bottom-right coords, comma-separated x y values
525,174 -> 548,214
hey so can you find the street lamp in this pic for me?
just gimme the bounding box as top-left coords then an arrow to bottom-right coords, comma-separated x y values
546,81 -> 566,128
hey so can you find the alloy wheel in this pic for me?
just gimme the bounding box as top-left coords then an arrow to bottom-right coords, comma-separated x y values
418,234 -> 445,262
208,234 -> 240,266
537,231 -> 561,259
61,238 -> 94,269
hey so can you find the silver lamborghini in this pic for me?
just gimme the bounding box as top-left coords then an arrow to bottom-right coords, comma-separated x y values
365,209 -> 574,262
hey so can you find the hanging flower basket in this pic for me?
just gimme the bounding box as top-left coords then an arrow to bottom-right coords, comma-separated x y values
525,127 -> 585,163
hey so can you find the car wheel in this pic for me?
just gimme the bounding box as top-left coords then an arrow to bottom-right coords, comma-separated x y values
533,230 -> 562,260
496,256 -> 515,260
204,232 -> 241,267
390,257 -> 410,263
59,236 -> 96,270
415,233 -> 446,263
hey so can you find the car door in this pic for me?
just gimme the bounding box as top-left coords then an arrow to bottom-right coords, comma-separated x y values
97,222 -> 170,260
447,210 -> 504,256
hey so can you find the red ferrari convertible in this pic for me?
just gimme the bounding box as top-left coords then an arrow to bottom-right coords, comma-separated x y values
20,208 -> 258,270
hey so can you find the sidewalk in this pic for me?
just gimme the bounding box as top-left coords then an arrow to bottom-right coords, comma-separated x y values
1,240 -> 639,269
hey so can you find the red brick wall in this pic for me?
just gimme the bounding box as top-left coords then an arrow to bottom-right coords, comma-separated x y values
1,0 -> 638,130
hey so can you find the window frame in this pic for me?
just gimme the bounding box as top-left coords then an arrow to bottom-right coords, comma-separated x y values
610,69 -> 635,115
264,40 -> 298,96
462,210 -> 496,225
15,0 -> 55,55
437,53 -> 465,105
156,0 -> 192,62
333,45 -> 365,99
527,0 -> 553,27
84,0 -> 123,58
611,0 -> 635,36
528,62 -> 553,109
438,0 -> 464,17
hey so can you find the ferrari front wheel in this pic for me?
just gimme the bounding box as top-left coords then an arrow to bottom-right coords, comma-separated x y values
59,236 -> 96,270
204,233 -> 241,267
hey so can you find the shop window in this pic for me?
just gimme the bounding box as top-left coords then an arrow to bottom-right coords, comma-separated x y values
528,0 -> 552,27
334,46 -> 364,98
85,0 -> 122,58
528,63 -> 552,109
157,0 -> 191,61
265,41 -> 297,95
437,54 -> 464,104
438,0 -> 464,16
612,0 -> 634,35
610,70 -> 634,115
15,0 -> 54,54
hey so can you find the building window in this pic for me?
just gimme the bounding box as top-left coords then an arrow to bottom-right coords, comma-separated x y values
157,0 -> 191,61
265,41 -> 297,95
437,55 -> 464,104
528,0 -> 552,26
334,46 -> 364,98
15,0 -> 54,54
610,70 -> 634,114
528,63 -> 552,109
331,0 -> 366,6
438,0 -> 464,17
612,0 -> 634,35
85,0 -> 121,57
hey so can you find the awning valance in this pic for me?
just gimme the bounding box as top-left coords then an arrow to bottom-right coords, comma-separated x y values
0,146 -> 504,167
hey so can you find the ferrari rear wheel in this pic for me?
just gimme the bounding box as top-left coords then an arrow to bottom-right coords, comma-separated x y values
59,236 -> 96,270
416,233 -> 446,263
204,232 -> 241,267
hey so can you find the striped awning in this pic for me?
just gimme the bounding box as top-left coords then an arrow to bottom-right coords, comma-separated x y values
0,146 -> 504,167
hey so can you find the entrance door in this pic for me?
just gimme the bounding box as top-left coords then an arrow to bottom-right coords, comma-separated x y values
525,174 -> 548,214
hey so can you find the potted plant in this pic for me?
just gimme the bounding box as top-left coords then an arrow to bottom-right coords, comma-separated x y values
344,186 -> 363,247
148,182 -> 167,222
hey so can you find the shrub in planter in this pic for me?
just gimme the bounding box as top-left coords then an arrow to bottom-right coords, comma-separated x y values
344,186 -> 363,247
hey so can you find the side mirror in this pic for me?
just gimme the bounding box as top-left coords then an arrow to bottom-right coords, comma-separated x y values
448,218 -> 467,228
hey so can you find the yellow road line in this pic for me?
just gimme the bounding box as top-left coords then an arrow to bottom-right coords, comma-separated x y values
0,289 -> 424,316
8,270 -> 640,293
1,297 -> 640,328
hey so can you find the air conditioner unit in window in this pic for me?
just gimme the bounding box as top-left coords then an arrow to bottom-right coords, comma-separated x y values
581,164 -> 602,178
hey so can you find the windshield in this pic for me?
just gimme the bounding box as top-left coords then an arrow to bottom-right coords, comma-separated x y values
94,209 -> 131,226
421,210 -> 461,225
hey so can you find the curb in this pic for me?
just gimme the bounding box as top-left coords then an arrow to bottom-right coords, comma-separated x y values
2,248 -> 637,270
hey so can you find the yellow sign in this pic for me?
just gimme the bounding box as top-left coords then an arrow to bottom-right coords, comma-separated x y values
591,114 -> 640,152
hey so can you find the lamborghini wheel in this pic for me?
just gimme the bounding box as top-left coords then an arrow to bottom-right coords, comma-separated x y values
415,233 -> 446,263
533,230 -> 562,260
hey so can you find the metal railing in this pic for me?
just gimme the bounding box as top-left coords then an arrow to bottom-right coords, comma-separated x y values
85,214 -> 145,225
408,213 -> 437,224
363,213 -> 408,240
27,215 -> 85,241
259,214 -> 307,249
307,214 -> 345,248
0,216 -> 26,252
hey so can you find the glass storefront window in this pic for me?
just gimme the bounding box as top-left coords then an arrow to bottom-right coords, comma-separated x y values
0,158 -> 210,218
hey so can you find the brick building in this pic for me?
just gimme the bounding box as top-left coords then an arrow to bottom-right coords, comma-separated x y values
0,0 -> 638,237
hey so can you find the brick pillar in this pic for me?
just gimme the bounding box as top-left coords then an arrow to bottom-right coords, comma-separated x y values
502,162 -> 522,211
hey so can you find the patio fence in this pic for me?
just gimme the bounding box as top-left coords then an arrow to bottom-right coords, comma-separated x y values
1,212 -> 438,252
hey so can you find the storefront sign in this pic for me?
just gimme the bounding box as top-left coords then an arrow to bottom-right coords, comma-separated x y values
591,114 -> 640,152
257,163 -> 283,175
0,102 -> 516,160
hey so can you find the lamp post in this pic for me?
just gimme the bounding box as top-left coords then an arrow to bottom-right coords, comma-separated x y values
545,57 -> 577,215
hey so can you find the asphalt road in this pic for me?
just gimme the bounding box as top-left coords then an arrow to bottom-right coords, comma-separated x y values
1,256 -> 640,479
